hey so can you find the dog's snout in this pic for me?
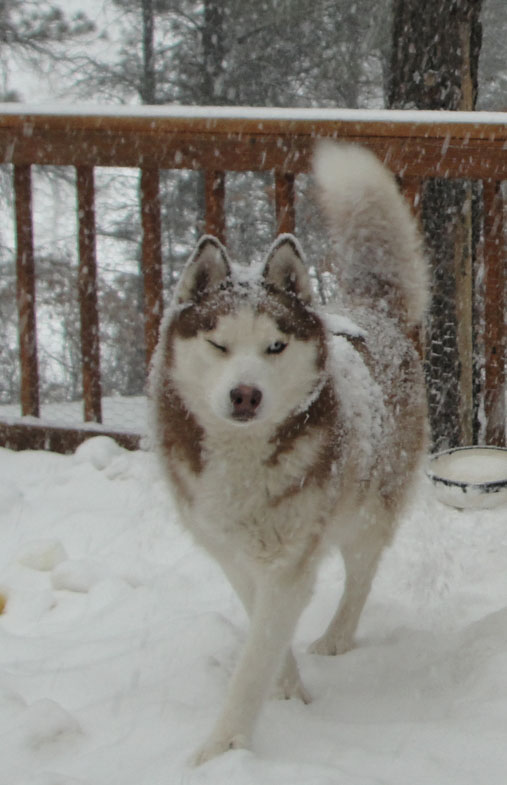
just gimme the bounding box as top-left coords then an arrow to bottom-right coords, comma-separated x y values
230,384 -> 262,420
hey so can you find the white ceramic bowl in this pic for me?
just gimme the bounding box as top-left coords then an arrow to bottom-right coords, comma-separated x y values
428,446 -> 507,509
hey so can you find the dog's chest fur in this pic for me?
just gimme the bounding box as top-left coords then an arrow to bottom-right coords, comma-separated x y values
163,403 -> 343,560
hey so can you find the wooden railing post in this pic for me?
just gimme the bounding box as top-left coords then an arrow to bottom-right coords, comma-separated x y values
275,171 -> 296,235
204,170 -> 226,244
483,179 -> 505,446
140,166 -> 164,368
14,164 -> 39,417
76,165 -> 102,423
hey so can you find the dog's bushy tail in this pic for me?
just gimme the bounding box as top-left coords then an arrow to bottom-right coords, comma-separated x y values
313,141 -> 429,326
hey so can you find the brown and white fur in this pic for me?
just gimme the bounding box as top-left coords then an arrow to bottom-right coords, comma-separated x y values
149,141 -> 428,765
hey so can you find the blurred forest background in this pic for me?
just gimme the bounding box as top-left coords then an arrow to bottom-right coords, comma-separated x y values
0,0 -> 505,447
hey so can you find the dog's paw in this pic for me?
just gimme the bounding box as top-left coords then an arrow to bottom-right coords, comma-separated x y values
191,732 -> 247,766
308,634 -> 352,656
273,680 -> 312,704
273,673 -> 312,704
274,651 -> 312,703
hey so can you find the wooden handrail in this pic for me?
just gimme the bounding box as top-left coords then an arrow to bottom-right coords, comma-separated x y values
0,105 -> 505,452
0,105 -> 505,177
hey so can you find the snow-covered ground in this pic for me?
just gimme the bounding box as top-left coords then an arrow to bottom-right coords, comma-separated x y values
2,436 -> 507,784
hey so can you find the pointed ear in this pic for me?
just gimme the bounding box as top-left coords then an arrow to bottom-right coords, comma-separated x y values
176,235 -> 232,304
262,234 -> 313,304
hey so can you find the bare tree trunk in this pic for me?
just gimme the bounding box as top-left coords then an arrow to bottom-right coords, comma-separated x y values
196,0 -> 227,238
388,0 -> 483,451
131,0 -> 158,394
201,0 -> 226,104
141,0 -> 156,105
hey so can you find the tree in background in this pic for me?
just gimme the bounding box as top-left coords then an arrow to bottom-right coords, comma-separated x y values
388,0 -> 482,111
388,0 -> 484,450
67,0 -> 390,107
0,0 -> 94,100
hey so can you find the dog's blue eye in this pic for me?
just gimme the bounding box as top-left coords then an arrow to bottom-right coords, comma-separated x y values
266,341 -> 287,355
207,339 -> 227,353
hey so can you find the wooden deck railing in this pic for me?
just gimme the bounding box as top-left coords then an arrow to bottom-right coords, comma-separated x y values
0,105 -> 505,452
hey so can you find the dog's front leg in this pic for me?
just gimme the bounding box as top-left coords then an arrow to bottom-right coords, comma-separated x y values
201,542 -> 310,704
192,562 -> 314,766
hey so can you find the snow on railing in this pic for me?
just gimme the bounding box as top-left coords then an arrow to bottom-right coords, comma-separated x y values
0,104 -> 505,452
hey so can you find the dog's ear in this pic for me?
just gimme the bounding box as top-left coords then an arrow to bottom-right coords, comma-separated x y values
176,236 -> 232,304
262,234 -> 313,304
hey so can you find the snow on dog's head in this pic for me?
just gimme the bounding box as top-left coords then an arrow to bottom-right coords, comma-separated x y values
156,235 -> 327,431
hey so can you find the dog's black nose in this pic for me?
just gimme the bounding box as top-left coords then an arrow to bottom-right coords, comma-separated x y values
230,385 -> 262,420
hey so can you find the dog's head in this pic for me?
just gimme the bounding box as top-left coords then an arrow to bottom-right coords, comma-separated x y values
159,234 -> 327,430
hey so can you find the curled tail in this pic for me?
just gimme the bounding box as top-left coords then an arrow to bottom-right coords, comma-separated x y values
313,140 -> 429,326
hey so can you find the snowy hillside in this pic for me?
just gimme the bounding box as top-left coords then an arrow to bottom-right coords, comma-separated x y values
2,437 -> 507,784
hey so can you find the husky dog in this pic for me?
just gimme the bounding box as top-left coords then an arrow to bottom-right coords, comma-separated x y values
150,141 -> 428,764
